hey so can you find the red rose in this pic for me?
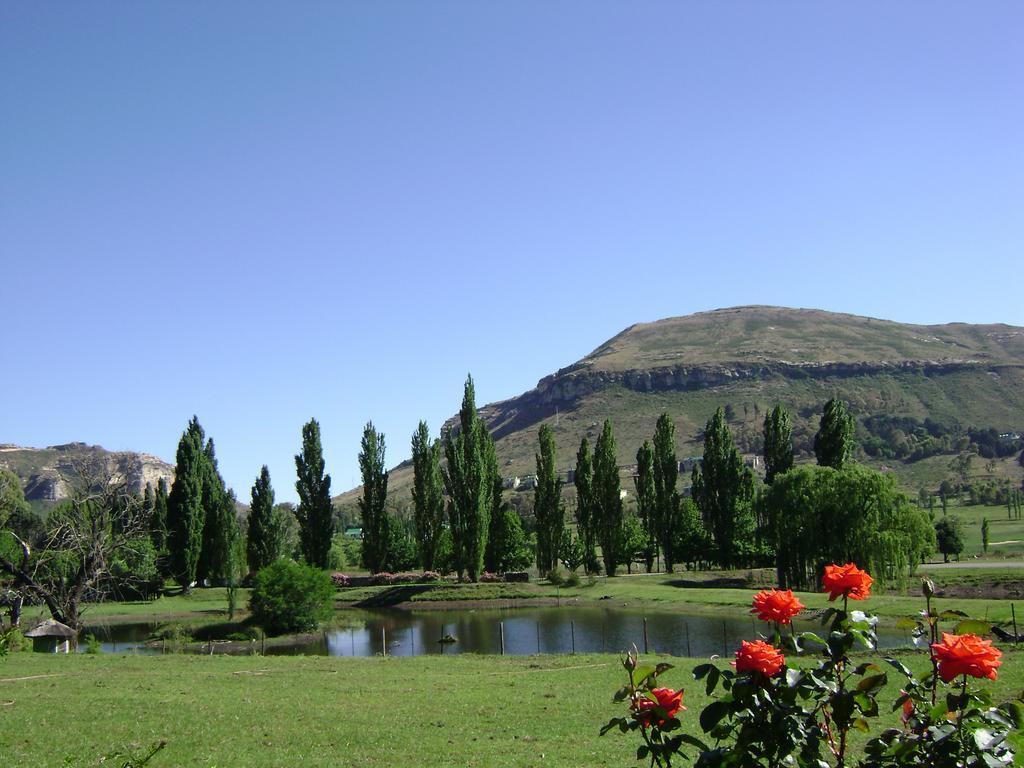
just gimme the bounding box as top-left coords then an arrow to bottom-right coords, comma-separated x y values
733,639 -> 785,677
633,687 -> 685,728
751,589 -> 805,624
822,563 -> 873,601
930,632 -> 1002,682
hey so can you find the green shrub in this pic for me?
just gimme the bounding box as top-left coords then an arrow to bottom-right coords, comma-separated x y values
249,559 -> 334,636
84,633 -> 102,654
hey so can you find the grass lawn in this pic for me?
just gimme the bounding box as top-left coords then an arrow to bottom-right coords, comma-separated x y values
2,649 -> 1022,767
934,501 -> 1024,559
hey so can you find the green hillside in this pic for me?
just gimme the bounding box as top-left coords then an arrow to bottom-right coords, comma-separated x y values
339,306 -> 1024,509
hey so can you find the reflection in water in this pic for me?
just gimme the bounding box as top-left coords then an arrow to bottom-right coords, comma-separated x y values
80,607 -> 912,658
269,607 -> 910,659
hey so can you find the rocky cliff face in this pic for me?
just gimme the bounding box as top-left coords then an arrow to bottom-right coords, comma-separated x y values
526,359 -> 1007,406
0,442 -> 175,503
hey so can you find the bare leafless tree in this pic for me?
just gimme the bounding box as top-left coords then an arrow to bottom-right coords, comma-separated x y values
0,461 -> 153,634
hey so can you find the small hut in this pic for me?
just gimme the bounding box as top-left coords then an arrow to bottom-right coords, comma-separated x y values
24,619 -> 76,654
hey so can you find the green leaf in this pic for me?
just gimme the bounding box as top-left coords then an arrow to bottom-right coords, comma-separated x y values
705,665 -> 721,696
895,617 -> 919,630
955,619 -> 993,635
798,631 -> 826,647
853,662 -> 881,676
852,717 -> 871,733
856,673 -> 887,694
692,663 -> 715,681
633,665 -> 655,684
612,686 -> 630,702
884,658 -> 913,678
678,734 -> 710,751
997,700 -> 1024,728
938,609 -> 969,620
599,717 -> 625,736
700,701 -> 731,734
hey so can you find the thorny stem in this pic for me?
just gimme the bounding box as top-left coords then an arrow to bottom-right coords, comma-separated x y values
926,592 -> 939,707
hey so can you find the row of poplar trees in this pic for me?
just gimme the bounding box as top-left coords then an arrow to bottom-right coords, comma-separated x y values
358,375 -> 531,581
160,416 -> 336,590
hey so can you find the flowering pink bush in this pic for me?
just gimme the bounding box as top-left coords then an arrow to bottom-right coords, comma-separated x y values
330,572 -> 350,588
480,571 -> 502,583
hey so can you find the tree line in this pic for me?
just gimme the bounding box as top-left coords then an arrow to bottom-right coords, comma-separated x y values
0,378 -> 949,632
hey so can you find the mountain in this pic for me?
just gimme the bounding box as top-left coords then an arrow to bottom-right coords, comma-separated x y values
0,442 -> 175,505
338,306 -> 1024,507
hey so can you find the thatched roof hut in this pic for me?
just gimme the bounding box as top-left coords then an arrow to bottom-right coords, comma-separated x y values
25,618 -> 76,653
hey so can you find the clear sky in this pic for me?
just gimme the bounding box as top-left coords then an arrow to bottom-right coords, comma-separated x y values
2,3 -> 1021,502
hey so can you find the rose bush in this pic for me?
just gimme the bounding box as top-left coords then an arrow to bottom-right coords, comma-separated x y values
604,564 -> 1019,768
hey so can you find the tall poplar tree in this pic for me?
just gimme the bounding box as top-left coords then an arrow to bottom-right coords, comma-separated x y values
442,375 -> 492,581
197,438 -> 238,585
652,413 -> 680,572
247,465 -> 283,574
533,424 -> 564,576
295,418 -> 334,568
482,430 -> 506,574
814,398 -> 856,470
574,437 -> 599,574
593,419 -> 623,576
166,417 -> 206,590
411,421 -> 445,571
152,477 -> 169,562
692,407 -> 754,569
358,422 -> 389,574
763,405 -> 794,484
634,441 -> 656,573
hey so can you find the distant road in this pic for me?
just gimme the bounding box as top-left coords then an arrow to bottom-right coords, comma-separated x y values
917,561 -> 1024,570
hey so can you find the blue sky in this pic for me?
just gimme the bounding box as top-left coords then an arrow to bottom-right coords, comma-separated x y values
2,3 -> 1021,502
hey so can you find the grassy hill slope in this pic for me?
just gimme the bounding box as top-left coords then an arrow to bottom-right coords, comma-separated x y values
338,306 -> 1024,510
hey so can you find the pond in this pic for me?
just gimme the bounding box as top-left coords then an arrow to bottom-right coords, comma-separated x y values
81,606 -> 915,658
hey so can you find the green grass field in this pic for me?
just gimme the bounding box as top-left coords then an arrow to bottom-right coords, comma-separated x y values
933,501 -> 1024,559
2,649 -> 1021,767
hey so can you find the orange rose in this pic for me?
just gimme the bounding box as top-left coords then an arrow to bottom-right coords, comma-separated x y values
632,687 -> 685,728
822,563 -> 873,601
751,589 -> 805,624
733,639 -> 785,677
930,632 -> 1002,682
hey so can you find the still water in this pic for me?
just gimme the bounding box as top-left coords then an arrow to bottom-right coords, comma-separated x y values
82,606 -> 913,658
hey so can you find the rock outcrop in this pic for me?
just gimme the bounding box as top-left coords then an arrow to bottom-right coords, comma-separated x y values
0,443 -> 175,503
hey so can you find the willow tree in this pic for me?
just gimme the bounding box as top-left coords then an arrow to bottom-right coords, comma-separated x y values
766,464 -> 934,589
533,424 -> 564,575
411,421 -> 445,571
